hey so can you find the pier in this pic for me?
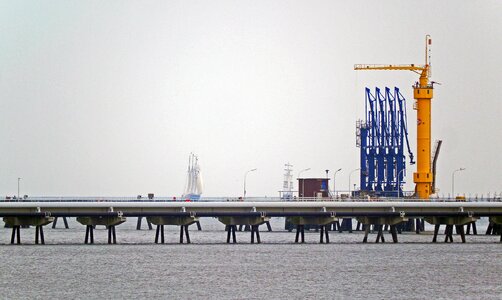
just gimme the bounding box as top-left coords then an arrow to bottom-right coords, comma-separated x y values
1,198 -> 501,244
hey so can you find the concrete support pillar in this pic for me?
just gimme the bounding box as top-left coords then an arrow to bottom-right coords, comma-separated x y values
375,225 -> 385,243
444,225 -> 454,243
432,224 -> 440,243
136,217 -> 153,230
226,225 -> 237,243
465,222 -> 477,235
295,225 -> 305,243
52,217 -> 69,229
107,225 -> 117,244
85,225 -> 95,244
357,216 -> 407,243
147,216 -> 198,244
390,225 -> 398,243
425,216 -> 477,243
488,216 -> 502,242
4,216 -> 54,245
363,225 -> 370,243
11,226 -> 21,244
319,225 -> 330,244
34,225 -> 45,244
179,225 -> 191,244
251,225 -> 261,244
77,216 -> 125,244
155,225 -> 165,244
286,216 -> 337,244
456,225 -> 466,243
265,221 -> 272,232
218,216 -> 270,244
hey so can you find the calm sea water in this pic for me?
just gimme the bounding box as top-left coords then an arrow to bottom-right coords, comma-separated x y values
0,217 -> 500,299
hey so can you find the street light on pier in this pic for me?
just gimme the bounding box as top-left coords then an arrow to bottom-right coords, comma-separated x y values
333,168 -> 342,198
325,169 -> 330,196
17,177 -> 21,200
452,168 -> 465,198
297,168 -> 311,198
243,168 -> 257,199
348,168 -> 360,199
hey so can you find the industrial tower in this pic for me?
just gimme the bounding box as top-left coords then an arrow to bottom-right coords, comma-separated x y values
281,163 -> 294,199
357,87 -> 414,197
355,35 -> 435,199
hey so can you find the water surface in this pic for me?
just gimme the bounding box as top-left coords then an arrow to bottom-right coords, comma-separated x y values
0,218 -> 500,299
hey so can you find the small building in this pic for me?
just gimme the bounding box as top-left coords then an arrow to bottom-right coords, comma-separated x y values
298,178 -> 330,198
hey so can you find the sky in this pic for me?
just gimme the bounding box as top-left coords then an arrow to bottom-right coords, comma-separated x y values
1,1 -> 501,198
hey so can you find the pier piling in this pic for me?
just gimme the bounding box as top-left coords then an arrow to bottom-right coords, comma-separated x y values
295,225 -> 305,243
265,221 -> 272,232
84,225 -> 94,244
35,225 -> 45,244
184,225 -> 190,243
179,225 -> 191,243
226,225 -> 237,243
432,224 -> 440,242
375,225 -> 385,243
363,225 -> 370,243
465,222 -> 477,235
320,225 -> 330,243
155,225 -> 165,243
444,225 -> 454,243
136,217 -> 153,230
10,225 -> 21,244
251,225 -> 261,244
52,217 -> 69,229
456,225 -> 466,243
390,225 -> 398,243
107,226 -> 117,244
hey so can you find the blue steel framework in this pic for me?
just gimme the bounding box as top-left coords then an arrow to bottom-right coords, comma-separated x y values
357,87 -> 415,197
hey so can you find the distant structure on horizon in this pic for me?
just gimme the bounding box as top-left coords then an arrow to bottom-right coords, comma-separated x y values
281,163 -> 294,199
182,153 -> 203,201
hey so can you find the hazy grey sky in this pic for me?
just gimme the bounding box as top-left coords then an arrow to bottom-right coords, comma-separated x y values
1,1 -> 501,197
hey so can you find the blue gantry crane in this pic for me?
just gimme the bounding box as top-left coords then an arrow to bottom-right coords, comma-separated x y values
356,87 -> 415,197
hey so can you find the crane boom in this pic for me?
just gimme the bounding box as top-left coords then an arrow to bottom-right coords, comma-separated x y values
354,64 -> 425,73
354,35 -> 434,200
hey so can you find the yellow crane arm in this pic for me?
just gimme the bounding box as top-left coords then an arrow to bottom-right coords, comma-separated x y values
354,64 -> 426,76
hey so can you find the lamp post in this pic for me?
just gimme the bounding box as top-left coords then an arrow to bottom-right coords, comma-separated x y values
348,168 -> 360,199
333,168 -> 342,198
397,169 -> 406,198
325,170 -> 330,197
452,168 -> 465,198
243,168 -> 257,199
17,177 -> 21,200
298,168 -> 311,198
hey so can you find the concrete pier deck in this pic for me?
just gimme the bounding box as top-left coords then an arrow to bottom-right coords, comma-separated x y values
1,200 -> 502,218
1,199 -> 501,244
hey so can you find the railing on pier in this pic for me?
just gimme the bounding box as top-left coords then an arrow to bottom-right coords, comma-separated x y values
2,196 -> 501,203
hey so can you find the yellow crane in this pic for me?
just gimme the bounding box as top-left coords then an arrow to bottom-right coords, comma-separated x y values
354,35 -> 434,199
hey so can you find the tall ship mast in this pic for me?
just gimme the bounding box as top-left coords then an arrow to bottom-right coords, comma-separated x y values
182,153 -> 203,201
